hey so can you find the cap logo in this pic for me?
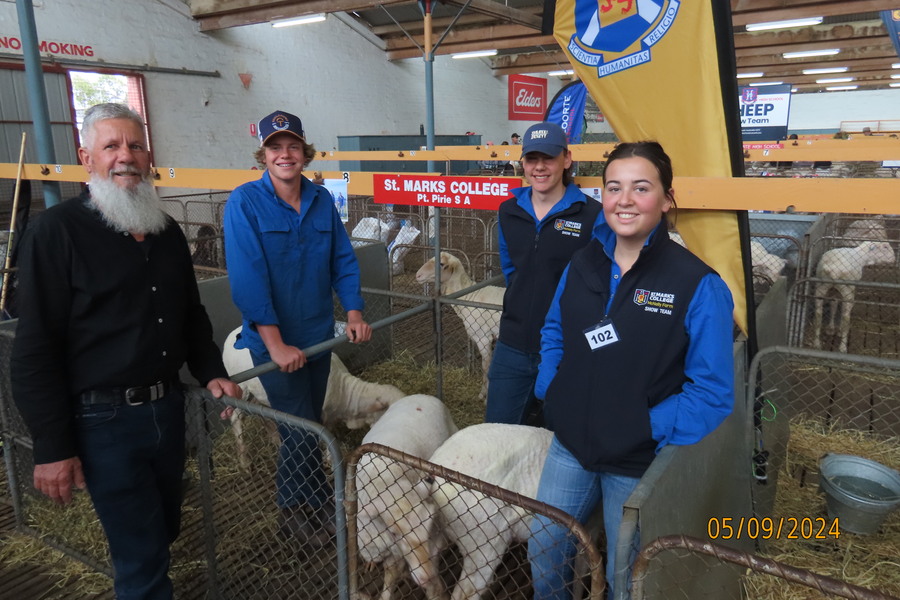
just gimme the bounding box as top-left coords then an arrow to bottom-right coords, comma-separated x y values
531,130 -> 549,139
272,114 -> 290,131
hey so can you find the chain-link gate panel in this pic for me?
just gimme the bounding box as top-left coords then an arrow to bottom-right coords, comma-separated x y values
184,388 -> 349,600
347,442 -> 604,600
633,536 -> 898,600
746,348 -> 900,599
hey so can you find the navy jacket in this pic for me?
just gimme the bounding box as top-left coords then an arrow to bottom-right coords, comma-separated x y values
537,222 -> 735,476
497,183 -> 602,353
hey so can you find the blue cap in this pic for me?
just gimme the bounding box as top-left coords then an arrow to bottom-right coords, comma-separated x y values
521,122 -> 568,158
257,110 -> 304,146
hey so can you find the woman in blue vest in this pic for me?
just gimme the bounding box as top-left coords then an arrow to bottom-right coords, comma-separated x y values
527,141 -> 734,599
485,122 -> 603,425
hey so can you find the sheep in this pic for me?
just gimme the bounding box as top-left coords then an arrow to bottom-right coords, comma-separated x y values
415,253 -> 504,400
842,217 -> 887,244
750,240 -> 787,285
418,423 -> 554,600
812,241 -> 896,353
222,326 -> 406,471
356,394 -> 457,600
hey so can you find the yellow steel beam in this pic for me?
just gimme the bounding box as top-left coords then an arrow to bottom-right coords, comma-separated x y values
2,163 -> 898,215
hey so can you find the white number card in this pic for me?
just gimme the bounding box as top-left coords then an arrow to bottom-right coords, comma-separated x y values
583,320 -> 619,351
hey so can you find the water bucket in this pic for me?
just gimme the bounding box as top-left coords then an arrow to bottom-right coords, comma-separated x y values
819,454 -> 900,535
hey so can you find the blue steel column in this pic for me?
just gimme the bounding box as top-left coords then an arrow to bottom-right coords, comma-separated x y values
16,0 -> 61,207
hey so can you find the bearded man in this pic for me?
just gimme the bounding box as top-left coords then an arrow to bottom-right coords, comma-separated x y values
10,103 -> 241,600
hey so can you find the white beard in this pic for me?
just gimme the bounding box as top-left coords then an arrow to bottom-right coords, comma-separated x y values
88,174 -> 169,235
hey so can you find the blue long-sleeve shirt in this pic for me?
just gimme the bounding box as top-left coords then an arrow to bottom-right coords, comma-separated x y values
536,222 -> 734,454
224,171 -> 364,355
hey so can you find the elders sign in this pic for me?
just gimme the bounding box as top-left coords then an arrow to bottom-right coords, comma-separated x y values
508,74 -> 547,121
373,175 -> 522,210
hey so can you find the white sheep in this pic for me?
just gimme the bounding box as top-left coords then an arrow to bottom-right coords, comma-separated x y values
415,253 -> 504,400
356,394 -> 457,600
750,240 -> 787,284
418,424 -> 554,600
812,241 -> 896,353
222,327 -> 406,471
842,217 -> 887,244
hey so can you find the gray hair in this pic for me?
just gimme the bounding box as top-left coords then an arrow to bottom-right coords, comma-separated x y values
81,103 -> 144,148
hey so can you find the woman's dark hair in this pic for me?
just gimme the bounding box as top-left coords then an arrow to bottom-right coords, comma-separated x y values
254,138 -> 317,168
602,141 -> 674,193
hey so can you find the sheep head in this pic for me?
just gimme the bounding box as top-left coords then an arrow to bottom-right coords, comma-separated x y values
415,252 -> 458,285
860,241 -> 896,266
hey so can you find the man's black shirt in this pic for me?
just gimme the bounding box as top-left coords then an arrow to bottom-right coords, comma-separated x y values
11,193 -> 228,463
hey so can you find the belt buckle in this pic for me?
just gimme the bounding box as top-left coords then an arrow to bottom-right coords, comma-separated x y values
125,387 -> 145,406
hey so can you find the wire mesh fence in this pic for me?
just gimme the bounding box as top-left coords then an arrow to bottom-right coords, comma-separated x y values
346,439 -> 604,600
633,535 -> 899,600
744,347 -> 900,599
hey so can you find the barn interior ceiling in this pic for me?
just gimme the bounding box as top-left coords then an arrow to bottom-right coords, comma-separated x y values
187,1 -> 900,93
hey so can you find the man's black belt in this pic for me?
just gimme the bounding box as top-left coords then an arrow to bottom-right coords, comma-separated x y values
78,381 -> 170,407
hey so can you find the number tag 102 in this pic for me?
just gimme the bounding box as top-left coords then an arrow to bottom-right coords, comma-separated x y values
584,320 -> 619,351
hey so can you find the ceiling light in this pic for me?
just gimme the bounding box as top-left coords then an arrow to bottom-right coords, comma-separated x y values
746,17 -> 824,31
749,81 -> 784,87
272,13 -> 326,27
893,74 -> 900,79
816,77 -> 854,84
451,49 -> 497,59
791,88 -> 798,92
893,63 -> 900,69
803,67 -> 848,75
548,70 -> 575,76
826,85 -> 857,91
737,72 -> 764,79
783,49 -> 840,59
891,83 -> 900,87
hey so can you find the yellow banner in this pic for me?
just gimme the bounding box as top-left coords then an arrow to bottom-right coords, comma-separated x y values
554,0 -> 748,333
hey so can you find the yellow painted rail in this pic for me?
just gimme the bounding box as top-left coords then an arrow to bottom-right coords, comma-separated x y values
2,163 -> 898,215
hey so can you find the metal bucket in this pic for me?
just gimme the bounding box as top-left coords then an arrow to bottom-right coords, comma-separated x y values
819,454 -> 900,535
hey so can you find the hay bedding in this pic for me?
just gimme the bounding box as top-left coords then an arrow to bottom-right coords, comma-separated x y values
1,354 -> 486,599
742,417 -> 900,599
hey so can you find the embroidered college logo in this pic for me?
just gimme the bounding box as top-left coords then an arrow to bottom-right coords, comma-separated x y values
633,289 -> 650,305
741,88 -> 758,103
271,113 -> 290,131
555,220 -> 564,230
567,0 -> 680,78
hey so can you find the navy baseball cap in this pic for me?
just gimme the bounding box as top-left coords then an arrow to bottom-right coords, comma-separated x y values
257,110 -> 304,146
521,122 -> 568,158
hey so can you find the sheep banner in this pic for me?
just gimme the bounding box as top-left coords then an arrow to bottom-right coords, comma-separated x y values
553,0 -> 753,336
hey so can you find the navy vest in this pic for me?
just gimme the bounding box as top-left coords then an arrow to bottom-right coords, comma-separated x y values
498,195 -> 601,353
545,229 -> 714,476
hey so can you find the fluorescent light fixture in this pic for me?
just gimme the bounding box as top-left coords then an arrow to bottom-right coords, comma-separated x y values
891,83 -> 900,88
548,70 -> 575,76
893,74 -> 900,79
451,49 -> 497,59
791,88 -> 798,92
826,85 -> 857,91
272,13 -> 326,27
893,63 -> 900,69
816,77 -> 854,84
746,17 -> 823,31
783,48 -> 840,59
802,66 -> 848,75
737,72 -> 764,79
749,81 -> 784,87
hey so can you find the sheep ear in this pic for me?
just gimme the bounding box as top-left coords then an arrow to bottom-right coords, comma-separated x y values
364,400 -> 389,414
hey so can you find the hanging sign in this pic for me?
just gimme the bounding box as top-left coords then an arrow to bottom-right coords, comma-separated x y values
373,174 -> 522,210
508,74 -> 547,121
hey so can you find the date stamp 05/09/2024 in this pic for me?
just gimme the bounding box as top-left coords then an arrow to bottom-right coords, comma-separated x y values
707,516 -> 841,541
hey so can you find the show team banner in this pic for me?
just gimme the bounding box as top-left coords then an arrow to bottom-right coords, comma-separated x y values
883,10 -> 900,59
739,85 -> 792,142
554,0 -> 749,333
372,174 -> 522,210
546,80 -> 589,144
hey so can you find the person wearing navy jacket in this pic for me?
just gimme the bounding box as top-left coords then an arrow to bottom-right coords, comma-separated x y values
224,110 -> 372,546
527,142 -> 734,599
485,122 -> 603,425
